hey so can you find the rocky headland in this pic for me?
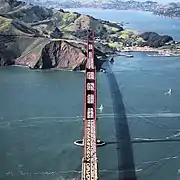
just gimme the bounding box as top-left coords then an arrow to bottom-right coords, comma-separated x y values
0,0 -> 180,71
0,0 -> 117,70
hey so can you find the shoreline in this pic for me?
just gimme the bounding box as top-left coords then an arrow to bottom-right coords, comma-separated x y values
12,64 -> 30,68
12,64 -> 81,72
3,47 -> 179,72
121,46 -> 180,56
64,7 -> 180,20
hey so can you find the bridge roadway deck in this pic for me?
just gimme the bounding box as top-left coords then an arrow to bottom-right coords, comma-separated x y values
81,35 -> 98,180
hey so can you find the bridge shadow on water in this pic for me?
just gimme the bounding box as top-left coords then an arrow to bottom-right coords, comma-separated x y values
106,71 -> 137,180
106,139 -> 180,144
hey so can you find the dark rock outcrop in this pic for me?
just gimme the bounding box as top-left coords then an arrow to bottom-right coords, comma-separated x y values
0,36 -> 17,66
95,42 -> 115,55
36,41 -> 103,70
139,32 -> 174,48
50,27 -> 63,38
0,36 -> 104,71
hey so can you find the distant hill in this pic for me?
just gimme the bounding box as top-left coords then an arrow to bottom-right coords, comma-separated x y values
154,2 -> 180,18
22,0 -> 160,11
0,0 -> 124,37
23,0 -> 180,19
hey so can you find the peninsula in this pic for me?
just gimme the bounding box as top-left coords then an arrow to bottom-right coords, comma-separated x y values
0,0 -> 180,71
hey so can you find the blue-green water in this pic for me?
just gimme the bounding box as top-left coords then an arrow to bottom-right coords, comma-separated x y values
1,10 -> 180,180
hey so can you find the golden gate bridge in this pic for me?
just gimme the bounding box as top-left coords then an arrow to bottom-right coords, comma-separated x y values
73,30 -> 104,180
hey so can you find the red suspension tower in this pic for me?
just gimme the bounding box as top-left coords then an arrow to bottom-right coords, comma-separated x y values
74,30 -> 105,180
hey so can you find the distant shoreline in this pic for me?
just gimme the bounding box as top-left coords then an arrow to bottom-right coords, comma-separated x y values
66,7 -> 180,18
61,2 -> 180,19
121,46 -> 180,56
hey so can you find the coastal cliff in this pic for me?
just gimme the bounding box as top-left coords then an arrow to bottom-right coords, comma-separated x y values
0,0 -> 179,69
0,0 -> 122,70
0,36 -> 104,70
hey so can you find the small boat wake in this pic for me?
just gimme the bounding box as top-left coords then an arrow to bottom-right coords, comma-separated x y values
147,52 -> 171,57
165,88 -> 172,95
97,104 -> 103,113
97,112 -> 180,118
